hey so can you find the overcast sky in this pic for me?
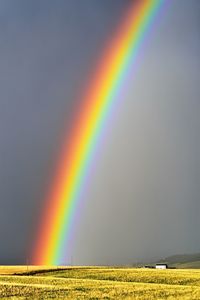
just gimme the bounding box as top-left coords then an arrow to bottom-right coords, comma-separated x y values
0,0 -> 199,265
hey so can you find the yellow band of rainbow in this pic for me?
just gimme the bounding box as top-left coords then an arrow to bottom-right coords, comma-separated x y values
33,0 -> 164,265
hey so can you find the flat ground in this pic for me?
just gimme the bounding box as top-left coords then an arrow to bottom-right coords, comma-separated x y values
0,266 -> 200,299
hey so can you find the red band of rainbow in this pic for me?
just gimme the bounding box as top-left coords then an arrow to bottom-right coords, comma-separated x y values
33,0 -> 164,265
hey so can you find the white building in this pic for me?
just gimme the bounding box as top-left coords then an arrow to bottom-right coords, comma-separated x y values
155,264 -> 168,269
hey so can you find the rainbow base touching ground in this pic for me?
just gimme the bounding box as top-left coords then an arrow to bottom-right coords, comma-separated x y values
33,0 -> 164,265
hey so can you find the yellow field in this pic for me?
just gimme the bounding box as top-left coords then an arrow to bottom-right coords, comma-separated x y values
0,266 -> 200,299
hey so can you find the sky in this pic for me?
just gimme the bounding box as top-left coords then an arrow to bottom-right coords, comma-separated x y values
0,0 -> 199,265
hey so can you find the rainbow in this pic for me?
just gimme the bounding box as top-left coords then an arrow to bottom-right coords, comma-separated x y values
33,0 -> 164,265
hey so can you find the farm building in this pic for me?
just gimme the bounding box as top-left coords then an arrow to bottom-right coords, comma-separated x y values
155,264 -> 168,269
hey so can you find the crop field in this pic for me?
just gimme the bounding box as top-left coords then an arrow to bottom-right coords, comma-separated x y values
0,267 -> 200,299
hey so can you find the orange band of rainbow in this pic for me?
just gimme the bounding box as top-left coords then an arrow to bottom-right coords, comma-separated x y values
33,0 -> 164,265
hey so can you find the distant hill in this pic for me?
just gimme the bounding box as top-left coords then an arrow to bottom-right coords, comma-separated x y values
157,253 -> 200,269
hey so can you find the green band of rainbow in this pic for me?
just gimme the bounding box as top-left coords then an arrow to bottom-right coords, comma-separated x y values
33,0 -> 164,265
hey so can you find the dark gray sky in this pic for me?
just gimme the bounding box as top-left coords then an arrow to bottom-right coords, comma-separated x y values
0,0 -> 199,265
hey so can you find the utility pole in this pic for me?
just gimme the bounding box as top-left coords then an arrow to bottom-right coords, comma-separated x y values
71,255 -> 73,266
26,258 -> 29,272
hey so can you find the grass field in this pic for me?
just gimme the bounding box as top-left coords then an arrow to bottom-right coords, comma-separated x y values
1,266 -> 200,299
